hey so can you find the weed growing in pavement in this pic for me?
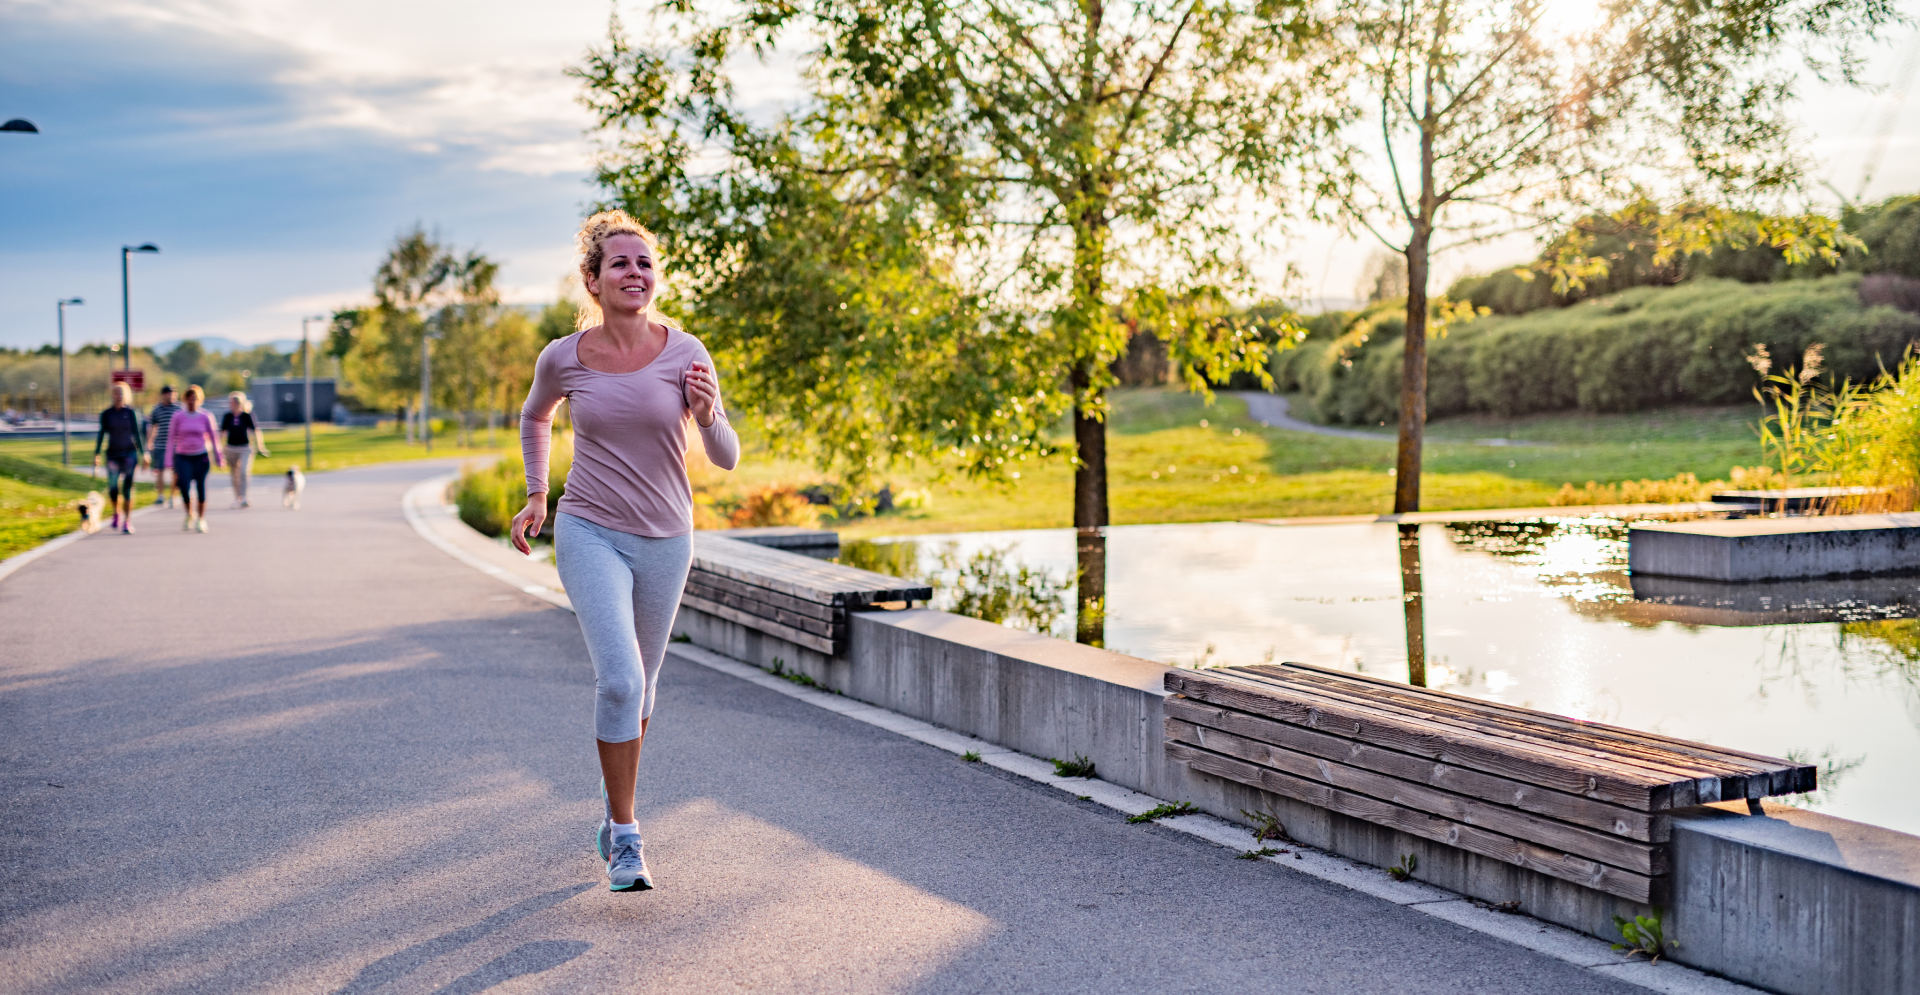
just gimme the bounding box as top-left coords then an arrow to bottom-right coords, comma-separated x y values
1388,853 -> 1419,881
961,750 -> 982,762
1238,847 -> 1285,860
768,657 -> 822,688
1242,809 -> 1289,842
1127,802 -> 1199,824
1612,909 -> 1673,963
669,633 -> 692,643
1052,755 -> 1097,778
1076,794 -> 1093,801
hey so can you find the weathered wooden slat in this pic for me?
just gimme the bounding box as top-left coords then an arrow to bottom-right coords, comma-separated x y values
679,593 -> 837,655
1165,669 -> 1677,810
1166,718 -> 1666,874
1250,665 -> 1785,797
683,583 -> 842,639
1218,668 -> 1740,803
1166,740 -> 1665,904
1267,663 -> 1816,796
1164,695 -> 1665,842
686,571 -> 839,624
692,534 -> 931,606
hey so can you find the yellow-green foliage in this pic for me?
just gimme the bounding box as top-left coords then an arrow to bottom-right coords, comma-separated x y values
1549,473 -> 1724,506
1824,350 -> 1920,512
452,435 -> 572,537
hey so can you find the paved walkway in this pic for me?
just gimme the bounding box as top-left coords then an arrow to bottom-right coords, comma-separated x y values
1,460 -> 1648,994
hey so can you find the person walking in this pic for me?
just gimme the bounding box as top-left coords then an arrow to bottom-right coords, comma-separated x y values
92,383 -> 146,534
510,210 -> 739,893
220,391 -> 269,508
145,385 -> 182,508
164,386 -> 224,533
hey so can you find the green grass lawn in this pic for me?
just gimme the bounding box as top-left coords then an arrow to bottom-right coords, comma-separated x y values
826,390 -> 1768,539
1,395 -> 1772,556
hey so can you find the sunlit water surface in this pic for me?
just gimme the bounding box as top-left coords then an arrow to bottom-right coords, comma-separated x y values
847,520 -> 1920,836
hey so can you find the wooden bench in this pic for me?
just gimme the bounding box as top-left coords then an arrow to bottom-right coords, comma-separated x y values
1163,663 -> 1816,904
681,534 -> 931,656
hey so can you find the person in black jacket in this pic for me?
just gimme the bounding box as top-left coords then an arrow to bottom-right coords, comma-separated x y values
220,391 -> 269,508
93,383 -> 146,533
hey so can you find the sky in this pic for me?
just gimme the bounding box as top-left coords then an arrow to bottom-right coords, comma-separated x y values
2,0 -> 1918,352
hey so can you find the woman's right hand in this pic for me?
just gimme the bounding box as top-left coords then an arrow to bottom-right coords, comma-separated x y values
509,494 -> 548,555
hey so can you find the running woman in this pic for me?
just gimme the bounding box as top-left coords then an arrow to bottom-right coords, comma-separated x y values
220,392 -> 269,508
510,210 -> 739,893
145,385 -> 182,507
92,383 -> 145,533
164,385 -> 225,533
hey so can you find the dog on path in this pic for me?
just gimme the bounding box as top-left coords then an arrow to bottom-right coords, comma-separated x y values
77,491 -> 105,533
283,467 -> 305,509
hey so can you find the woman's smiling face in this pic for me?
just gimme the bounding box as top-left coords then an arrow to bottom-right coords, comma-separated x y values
586,233 -> 657,317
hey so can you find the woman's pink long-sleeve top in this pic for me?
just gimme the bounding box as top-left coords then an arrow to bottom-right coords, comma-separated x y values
520,328 -> 740,538
164,409 -> 222,470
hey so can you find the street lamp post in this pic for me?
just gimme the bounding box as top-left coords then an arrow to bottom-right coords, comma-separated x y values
57,298 -> 84,467
420,327 -> 435,454
120,243 -> 159,372
301,314 -> 326,470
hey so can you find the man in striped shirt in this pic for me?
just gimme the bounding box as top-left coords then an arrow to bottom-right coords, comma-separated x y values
144,385 -> 182,508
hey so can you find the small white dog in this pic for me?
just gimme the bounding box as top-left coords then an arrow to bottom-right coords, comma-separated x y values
283,467 -> 306,509
76,491 -> 105,533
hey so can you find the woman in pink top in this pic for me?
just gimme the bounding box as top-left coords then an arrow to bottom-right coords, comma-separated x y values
511,210 -> 739,893
164,385 -> 226,533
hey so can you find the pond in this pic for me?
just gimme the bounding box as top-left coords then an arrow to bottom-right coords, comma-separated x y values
842,519 -> 1920,836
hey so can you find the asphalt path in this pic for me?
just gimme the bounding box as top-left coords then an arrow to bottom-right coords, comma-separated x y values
0,460 -> 1646,994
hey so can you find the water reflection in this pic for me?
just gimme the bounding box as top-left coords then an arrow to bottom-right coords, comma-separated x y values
1076,529 -> 1106,647
839,539 -> 1074,639
1398,524 -> 1427,687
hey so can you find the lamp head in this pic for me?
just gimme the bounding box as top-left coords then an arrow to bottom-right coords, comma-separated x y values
60,298 -> 83,306
132,243 -> 159,254
1,119 -> 38,133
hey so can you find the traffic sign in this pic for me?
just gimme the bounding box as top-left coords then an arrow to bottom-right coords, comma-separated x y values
110,369 -> 145,392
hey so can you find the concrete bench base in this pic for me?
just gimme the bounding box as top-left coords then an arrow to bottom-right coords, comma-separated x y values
1629,514 -> 1920,581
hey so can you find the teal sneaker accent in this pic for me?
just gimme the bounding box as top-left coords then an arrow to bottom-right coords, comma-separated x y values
606,834 -> 652,892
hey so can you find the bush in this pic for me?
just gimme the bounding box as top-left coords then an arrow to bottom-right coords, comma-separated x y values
450,435 -> 572,537
729,485 -> 821,528
1284,276 -> 1920,424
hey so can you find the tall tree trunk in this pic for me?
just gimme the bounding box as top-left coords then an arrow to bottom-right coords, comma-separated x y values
1395,227 -> 1430,513
1071,363 -> 1108,647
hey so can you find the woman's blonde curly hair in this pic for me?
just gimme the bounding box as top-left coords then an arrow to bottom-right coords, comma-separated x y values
575,209 -> 676,331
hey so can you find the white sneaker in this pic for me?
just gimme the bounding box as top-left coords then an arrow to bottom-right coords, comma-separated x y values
196,518 -> 209,533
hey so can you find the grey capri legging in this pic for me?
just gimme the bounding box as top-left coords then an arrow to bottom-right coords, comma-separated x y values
553,513 -> 693,743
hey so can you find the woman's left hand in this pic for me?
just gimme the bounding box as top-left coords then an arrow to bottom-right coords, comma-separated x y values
685,362 -> 721,427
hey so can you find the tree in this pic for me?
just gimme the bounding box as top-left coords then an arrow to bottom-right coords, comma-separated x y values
1306,0 -> 1896,512
576,1 -> 1317,642
329,227 -> 528,443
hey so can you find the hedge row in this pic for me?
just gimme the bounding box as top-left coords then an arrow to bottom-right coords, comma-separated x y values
1272,275 -> 1920,424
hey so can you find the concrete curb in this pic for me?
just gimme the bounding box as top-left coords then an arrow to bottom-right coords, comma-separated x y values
399,474 -> 1757,995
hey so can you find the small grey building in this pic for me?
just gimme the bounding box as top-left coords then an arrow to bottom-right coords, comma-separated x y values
247,378 -> 336,424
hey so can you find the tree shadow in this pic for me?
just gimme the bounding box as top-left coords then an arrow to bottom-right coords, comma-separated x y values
330,885 -> 591,995
432,941 -> 592,995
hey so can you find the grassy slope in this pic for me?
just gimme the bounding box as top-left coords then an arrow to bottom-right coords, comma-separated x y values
821,389 -> 1764,539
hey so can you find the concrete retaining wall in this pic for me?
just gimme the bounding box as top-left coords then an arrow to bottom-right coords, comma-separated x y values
673,602 -> 1920,995
1630,514 -> 1920,581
